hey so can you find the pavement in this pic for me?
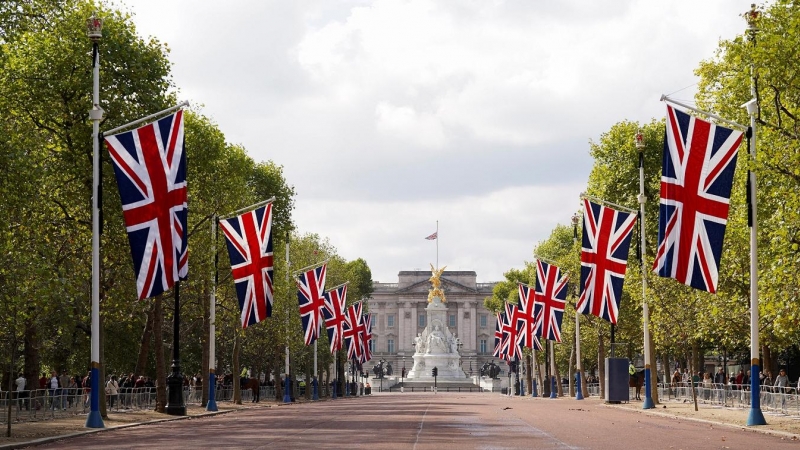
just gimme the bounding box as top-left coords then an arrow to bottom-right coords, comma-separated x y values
2,393 -> 799,449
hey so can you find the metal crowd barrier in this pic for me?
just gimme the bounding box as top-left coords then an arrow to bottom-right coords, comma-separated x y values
656,382 -> 800,417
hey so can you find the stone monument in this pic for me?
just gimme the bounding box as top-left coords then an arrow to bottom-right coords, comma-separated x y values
406,265 -> 467,380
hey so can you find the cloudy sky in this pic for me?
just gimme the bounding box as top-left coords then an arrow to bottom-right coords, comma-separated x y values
126,0 -> 747,283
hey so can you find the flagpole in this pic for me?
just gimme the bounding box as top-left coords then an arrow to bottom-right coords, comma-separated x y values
284,236 -> 292,404
436,220 -> 439,270
549,341 -> 557,398
636,130 -> 654,409
572,213 -> 584,400
86,14 -> 104,429
744,4 -> 766,427
206,216 -> 218,411
103,101 -> 190,136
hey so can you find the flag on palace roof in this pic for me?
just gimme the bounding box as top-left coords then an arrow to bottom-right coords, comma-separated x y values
219,202 -> 274,328
104,110 -> 187,300
322,284 -> 348,353
297,263 -> 327,345
425,231 -> 438,240
577,198 -> 636,324
653,104 -> 742,293
533,260 -> 568,342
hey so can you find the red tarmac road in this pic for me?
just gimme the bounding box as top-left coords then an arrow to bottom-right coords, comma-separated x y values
35,393 -> 799,449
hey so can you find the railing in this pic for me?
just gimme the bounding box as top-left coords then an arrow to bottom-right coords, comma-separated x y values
656,382 -> 800,416
386,386 -> 485,393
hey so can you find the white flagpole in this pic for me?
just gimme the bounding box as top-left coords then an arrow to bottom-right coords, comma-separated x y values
206,216 -> 218,411
284,237 -> 291,403
636,130 -> 654,409
572,213 -> 584,400
436,220 -> 439,270
86,14 -> 104,429
745,4 -> 766,426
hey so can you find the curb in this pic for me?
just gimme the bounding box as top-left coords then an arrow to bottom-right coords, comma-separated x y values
0,408 -> 237,450
604,402 -> 800,440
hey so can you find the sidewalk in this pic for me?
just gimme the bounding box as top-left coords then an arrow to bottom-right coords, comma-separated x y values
0,402 -> 277,449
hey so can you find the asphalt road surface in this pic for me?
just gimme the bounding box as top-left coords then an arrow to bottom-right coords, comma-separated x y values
35,393 -> 799,449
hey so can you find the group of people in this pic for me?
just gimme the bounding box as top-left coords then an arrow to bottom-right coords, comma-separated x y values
105,373 -> 155,408
671,367 -> 798,393
13,371 -> 86,411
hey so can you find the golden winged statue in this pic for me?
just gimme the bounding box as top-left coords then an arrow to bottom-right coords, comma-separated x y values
427,263 -> 447,303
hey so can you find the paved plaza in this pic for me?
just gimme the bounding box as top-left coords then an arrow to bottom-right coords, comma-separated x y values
18,393 -> 799,449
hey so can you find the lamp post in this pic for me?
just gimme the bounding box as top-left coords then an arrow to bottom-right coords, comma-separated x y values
744,3 -> 766,427
86,13 -> 105,428
572,213 -> 584,401
636,129 -> 655,410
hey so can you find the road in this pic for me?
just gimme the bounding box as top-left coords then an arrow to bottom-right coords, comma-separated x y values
35,393 -> 798,449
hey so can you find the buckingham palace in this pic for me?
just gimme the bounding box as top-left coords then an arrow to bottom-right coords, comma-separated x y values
366,270 -> 498,376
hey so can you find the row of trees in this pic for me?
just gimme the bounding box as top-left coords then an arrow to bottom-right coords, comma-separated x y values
484,0 -> 800,400
0,0 -> 373,413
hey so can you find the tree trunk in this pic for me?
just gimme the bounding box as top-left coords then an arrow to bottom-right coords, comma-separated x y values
533,350 -> 543,397
691,342 -> 700,377
648,332 -> 659,404
568,344 -> 575,397
598,327 -> 606,399
273,364 -> 283,401
153,295 -> 167,413
304,370 -> 311,400
23,318 -> 38,393
232,332 -> 241,405
525,353 -> 533,397
762,344 -> 773,376
554,343 -> 563,397
134,304 -> 155,379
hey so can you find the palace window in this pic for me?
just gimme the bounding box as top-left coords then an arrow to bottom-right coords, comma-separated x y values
449,314 -> 456,328
388,339 -> 395,353
387,314 -> 395,328
418,314 -> 426,328
480,339 -> 487,354
480,314 -> 487,328
369,339 -> 375,353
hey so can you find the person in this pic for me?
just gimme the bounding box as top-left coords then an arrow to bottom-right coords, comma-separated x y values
774,369 -> 789,392
702,372 -> 712,400
714,368 -> 726,387
106,375 -> 119,409
67,376 -> 77,409
83,371 -> 91,407
15,373 -> 28,411
48,371 -> 61,410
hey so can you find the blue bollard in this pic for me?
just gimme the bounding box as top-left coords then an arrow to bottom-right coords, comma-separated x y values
575,371 -> 584,400
550,375 -> 557,398
531,380 -> 538,397
312,377 -> 319,401
283,375 -> 292,403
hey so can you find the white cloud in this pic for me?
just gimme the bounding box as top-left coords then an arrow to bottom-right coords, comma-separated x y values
124,0 -> 747,281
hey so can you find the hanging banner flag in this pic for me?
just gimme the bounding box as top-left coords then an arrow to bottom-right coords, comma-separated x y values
105,111 -> 187,300
653,105 -> 743,293
499,302 -> 524,361
343,302 -> 365,361
533,260 -> 568,342
517,283 -> 543,350
297,263 -> 327,345
493,311 -> 505,358
219,203 -> 274,328
361,313 -> 373,364
577,198 -> 637,324
322,284 -> 348,353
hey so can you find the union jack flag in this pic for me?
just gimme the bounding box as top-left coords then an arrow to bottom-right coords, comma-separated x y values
322,284 -> 348,353
493,312 -> 504,358
297,264 -> 327,345
577,198 -> 637,324
361,313 -> 373,363
105,111 -> 187,300
219,203 -> 274,328
499,303 -> 523,360
343,302 -> 365,361
517,283 -> 542,350
533,260 -> 569,342
653,105 -> 743,293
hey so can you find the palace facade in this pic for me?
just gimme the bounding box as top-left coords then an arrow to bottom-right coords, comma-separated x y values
366,270 -> 499,376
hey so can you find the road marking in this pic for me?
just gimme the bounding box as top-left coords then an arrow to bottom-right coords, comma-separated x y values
413,402 -> 431,450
